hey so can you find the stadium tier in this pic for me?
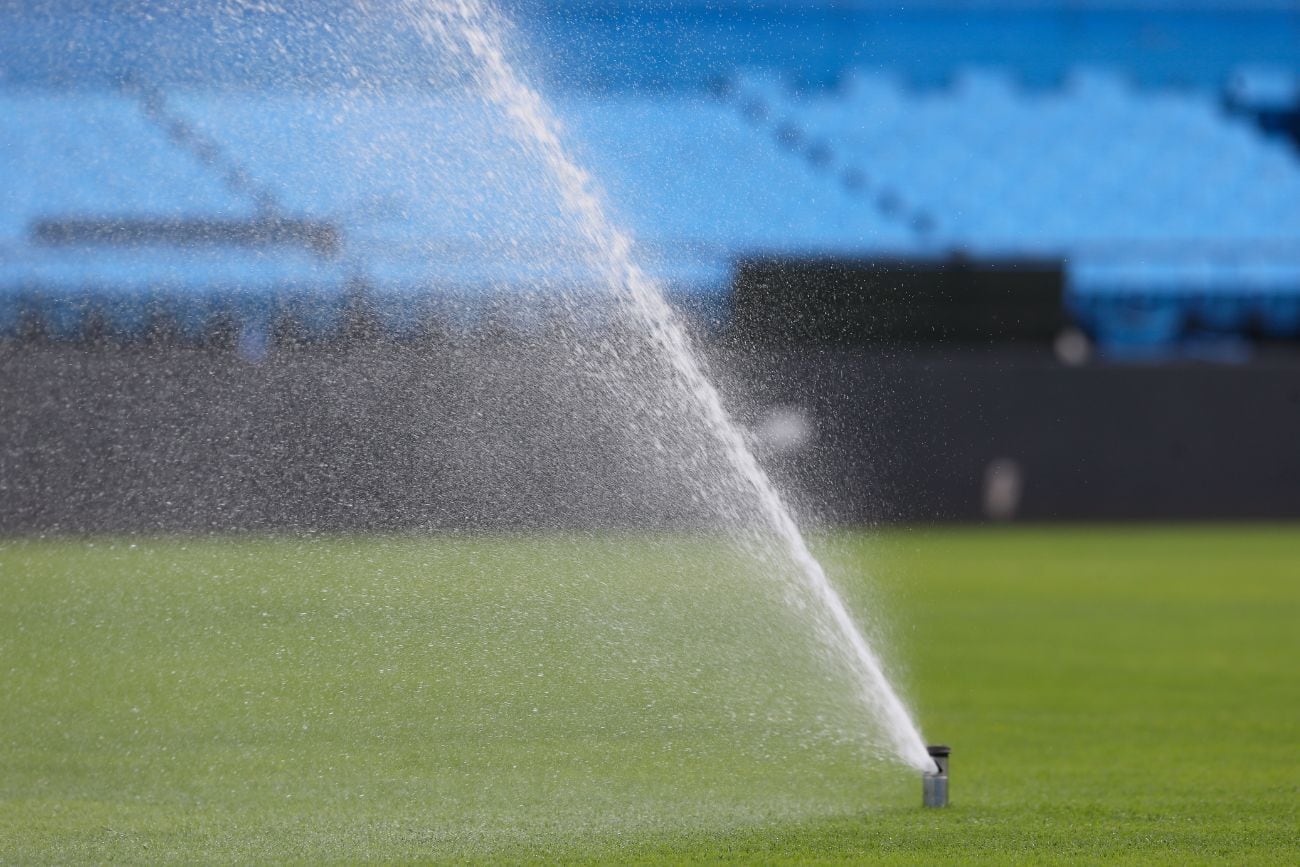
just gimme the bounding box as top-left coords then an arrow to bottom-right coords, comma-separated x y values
728,67 -> 1300,352
5,67 -> 1300,350
0,88 -> 909,341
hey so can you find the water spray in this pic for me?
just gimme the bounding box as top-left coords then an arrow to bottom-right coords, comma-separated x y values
922,745 -> 950,807
410,0 -> 936,773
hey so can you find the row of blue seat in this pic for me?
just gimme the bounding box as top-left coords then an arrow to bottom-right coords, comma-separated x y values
10,3 -> 1297,92
1068,295 -> 1300,349
1067,258 -> 1300,346
731,67 -> 1300,254
0,90 -> 759,337
3,76 -> 1300,346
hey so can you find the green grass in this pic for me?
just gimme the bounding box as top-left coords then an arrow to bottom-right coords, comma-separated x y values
1,526 -> 1296,863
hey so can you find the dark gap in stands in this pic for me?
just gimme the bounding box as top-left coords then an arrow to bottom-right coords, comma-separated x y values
731,257 -> 1066,346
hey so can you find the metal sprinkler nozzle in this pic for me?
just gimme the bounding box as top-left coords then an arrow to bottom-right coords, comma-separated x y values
922,744 -> 950,808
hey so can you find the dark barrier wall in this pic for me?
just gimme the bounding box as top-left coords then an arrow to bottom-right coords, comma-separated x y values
727,347 -> 1300,524
0,337 -> 745,533
2,341 -> 1298,532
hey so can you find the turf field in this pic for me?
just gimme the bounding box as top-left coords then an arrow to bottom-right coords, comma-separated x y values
0,526 -> 1295,863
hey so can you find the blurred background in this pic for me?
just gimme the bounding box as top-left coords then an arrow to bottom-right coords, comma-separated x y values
2,0 -> 1299,530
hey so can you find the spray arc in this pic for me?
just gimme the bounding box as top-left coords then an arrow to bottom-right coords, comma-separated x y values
405,0 -> 936,774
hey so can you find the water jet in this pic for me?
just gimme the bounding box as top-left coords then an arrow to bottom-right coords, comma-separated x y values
410,0 -> 935,776
922,745 -> 950,807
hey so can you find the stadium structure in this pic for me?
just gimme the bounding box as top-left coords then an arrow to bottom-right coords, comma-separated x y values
3,0 -> 1300,527
4,1 -> 1300,354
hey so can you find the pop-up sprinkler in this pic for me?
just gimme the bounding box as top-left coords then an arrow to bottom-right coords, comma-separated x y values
922,744 -> 950,807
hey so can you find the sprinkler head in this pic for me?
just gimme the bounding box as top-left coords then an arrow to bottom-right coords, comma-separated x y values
922,744 -> 950,808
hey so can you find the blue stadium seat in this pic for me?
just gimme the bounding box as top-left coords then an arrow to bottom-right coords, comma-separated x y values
1227,65 -> 1300,113
1,248 -> 348,339
1249,263 -> 1300,337
5,55 -> 1300,348
0,93 -> 252,239
0,92 -> 353,339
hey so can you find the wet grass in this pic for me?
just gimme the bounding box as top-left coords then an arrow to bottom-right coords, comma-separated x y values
0,526 -> 1296,863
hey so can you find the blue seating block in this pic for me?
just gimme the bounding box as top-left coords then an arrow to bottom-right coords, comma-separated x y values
5,65 -> 1300,346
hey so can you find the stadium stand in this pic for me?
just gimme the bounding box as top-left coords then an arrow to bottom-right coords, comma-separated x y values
0,90 -> 350,342
3,2 -> 1300,353
2,89 -> 916,340
726,66 -> 1300,352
